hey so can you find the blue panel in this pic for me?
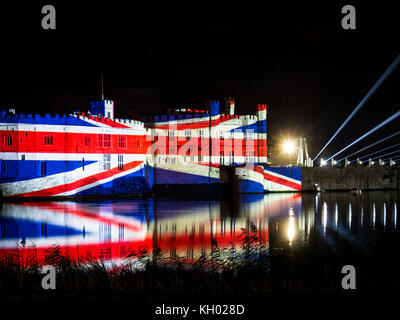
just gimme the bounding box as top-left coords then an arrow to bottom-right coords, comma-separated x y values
237,178 -> 264,193
0,160 -> 97,182
154,167 -> 219,184
0,217 -> 83,240
73,170 -> 152,196
210,101 -> 220,116
264,166 -> 302,181
230,119 -> 267,133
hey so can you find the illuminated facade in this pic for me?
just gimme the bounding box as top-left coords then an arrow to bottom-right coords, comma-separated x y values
0,98 -> 301,198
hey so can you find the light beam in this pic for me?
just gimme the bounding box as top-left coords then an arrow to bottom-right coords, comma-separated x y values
327,110 -> 400,161
314,54 -> 400,161
370,149 -> 400,161
349,142 -> 400,162
338,130 -> 400,161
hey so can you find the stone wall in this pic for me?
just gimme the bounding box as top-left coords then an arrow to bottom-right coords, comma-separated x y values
301,167 -> 400,191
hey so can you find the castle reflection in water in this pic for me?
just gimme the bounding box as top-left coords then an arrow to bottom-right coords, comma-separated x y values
0,191 -> 398,266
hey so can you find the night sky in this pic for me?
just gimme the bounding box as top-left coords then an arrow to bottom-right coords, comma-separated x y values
1,1 -> 399,160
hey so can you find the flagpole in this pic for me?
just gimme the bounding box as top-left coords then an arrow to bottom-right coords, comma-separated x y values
101,74 -> 104,100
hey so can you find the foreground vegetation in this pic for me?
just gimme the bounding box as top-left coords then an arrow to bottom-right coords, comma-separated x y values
0,225 -> 399,302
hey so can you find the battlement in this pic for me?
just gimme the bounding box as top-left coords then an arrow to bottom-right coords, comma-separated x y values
1,97 -> 265,130
257,104 -> 267,111
0,111 -> 78,120
0,110 -> 144,128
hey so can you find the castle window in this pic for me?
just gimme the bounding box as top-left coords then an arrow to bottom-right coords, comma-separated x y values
246,130 -> 254,140
118,154 -> 124,171
118,135 -> 127,149
98,134 -> 111,148
82,158 -> 85,171
85,136 -> 92,147
41,223 -> 48,237
40,162 -> 47,176
44,135 -> 53,145
98,134 -> 103,147
21,154 -> 25,161
168,131 -> 175,141
1,160 -> 5,172
103,154 -> 111,171
185,130 -> 191,140
4,135 -> 12,147
103,134 -> 111,147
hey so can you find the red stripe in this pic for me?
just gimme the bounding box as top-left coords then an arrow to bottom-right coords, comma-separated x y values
262,172 -> 301,190
88,117 -> 132,128
14,161 -> 143,197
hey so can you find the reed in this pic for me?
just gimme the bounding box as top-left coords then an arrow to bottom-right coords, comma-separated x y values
0,225 -> 399,301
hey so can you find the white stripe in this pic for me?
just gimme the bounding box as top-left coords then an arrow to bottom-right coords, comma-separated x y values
0,152 -> 145,161
57,163 -> 145,196
264,169 -> 301,185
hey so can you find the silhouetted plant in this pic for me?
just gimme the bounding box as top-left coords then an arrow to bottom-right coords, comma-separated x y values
0,225 -> 399,300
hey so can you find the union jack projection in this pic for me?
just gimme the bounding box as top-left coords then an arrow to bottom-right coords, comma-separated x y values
0,98 -> 301,198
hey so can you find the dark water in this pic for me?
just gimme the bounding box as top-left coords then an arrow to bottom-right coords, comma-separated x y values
0,191 -> 399,267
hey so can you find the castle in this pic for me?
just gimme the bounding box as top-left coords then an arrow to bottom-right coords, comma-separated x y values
0,98 -> 301,198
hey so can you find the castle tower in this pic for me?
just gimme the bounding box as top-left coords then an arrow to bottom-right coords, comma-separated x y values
90,100 -> 114,119
256,104 -> 267,164
224,97 -> 235,115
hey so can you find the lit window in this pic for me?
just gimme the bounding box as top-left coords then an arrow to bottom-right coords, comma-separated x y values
3,135 -> 12,147
98,134 -> 111,147
103,154 -> 111,170
85,136 -> 92,147
40,161 -> 47,176
44,136 -> 53,145
103,134 -> 111,148
118,135 -> 127,148
185,130 -> 191,140
118,154 -> 124,171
